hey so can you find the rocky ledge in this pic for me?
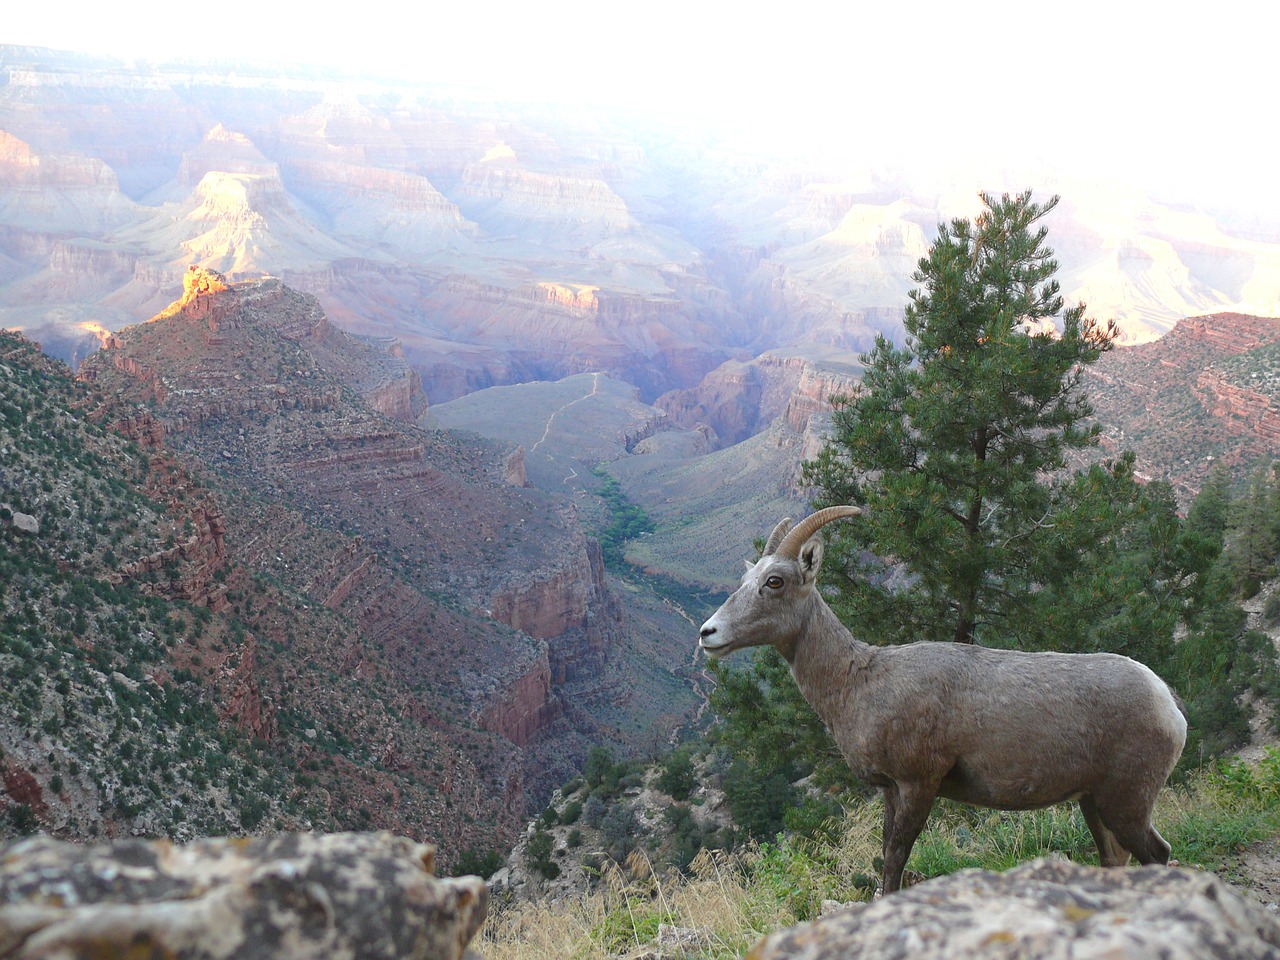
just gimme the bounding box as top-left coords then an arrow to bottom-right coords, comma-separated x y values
749,858 -> 1280,960
0,832 -> 486,960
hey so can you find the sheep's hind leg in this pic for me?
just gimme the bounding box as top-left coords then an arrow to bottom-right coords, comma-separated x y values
1110,822 -> 1172,865
880,782 -> 935,895
1093,793 -> 1172,865
1078,795 -> 1130,867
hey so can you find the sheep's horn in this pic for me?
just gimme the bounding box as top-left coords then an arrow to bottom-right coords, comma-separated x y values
775,506 -> 862,558
762,517 -> 793,556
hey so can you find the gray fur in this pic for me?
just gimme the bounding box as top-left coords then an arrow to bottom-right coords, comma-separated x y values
699,511 -> 1187,894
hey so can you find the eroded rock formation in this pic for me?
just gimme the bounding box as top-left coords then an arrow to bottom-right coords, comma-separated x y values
657,353 -> 860,449
1192,370 -> 1280,442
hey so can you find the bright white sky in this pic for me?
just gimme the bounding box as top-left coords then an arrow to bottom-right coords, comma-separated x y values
6,0 -> 1279,217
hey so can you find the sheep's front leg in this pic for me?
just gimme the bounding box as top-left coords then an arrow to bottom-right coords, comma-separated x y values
880,782 -> 935,894
880,786 -> 897,885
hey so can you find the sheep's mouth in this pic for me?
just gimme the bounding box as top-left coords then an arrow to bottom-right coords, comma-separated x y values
699,640 -> 731,660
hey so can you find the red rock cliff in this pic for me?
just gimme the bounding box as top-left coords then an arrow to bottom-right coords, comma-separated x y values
479,647 -> 563,748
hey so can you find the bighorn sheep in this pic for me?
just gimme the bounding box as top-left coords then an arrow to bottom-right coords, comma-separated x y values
698,507 -> 1187,894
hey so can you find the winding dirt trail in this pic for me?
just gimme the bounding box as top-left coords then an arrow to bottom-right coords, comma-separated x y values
661,592 -> 716,747
529,372 -> 600,455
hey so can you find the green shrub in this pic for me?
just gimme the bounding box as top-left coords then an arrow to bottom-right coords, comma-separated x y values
657,747 -> 696,801
584,746 -> 616,789
1264,592 -> 1280,626
526,829 -> 555,877
560,800 -> 583,825
449,848 -> 505,879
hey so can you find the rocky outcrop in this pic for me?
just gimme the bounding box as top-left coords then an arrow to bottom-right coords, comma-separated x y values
537,281 -> 600,313
504,446 -> 528,487
154,264 -> 236,331
784,363 -> 859,433
219,634 -> 277,741
105,493 -> 230,611
84,271 -> 425,433
658,353 -> 859,449
748,859 -> 1280,960
1080,312 -> 1280,498
0,831 -> 487,960
360,366 -> 422,420
1192,370 -> 1280,442
0,504 -> 39,536
1180,313 -> 1280,353
112,408 -> 166,447
480,648 -> 563,747
307,540 -> 378,610
489,532 -> 607,643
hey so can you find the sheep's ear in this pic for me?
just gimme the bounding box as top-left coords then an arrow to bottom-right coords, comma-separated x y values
798,537 -> 825,585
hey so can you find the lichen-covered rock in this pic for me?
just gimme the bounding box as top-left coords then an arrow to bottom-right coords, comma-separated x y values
747,858 -> 1280,960
0,831 -> 486,960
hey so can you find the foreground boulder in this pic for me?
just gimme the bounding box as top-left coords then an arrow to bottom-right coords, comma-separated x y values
0,831 -> 485,959
749,858 -> 1280,960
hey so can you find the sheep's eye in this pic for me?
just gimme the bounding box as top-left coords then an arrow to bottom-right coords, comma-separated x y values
765,575 -> 784,589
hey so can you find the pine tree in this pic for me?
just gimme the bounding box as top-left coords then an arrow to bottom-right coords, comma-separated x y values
1186,461 -> 1233,542
805,191 -> 1130,646
1224,462 -> 1280,595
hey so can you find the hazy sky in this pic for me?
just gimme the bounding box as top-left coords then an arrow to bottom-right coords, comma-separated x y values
6,1 -> 1277,216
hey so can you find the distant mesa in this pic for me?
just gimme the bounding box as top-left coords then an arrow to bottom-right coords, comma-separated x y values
481,141 -> 517,163
175,123 -> 279,190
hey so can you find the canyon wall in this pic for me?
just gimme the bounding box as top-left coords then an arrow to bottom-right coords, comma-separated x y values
479,649 -> 563,748
1081,312 -> 1280,497
1192,370 -> 1280,442
657,353 -> 860,449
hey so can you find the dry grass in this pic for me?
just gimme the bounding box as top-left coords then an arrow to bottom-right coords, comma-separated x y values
480,812 -> 882,960
480,848 -> 788,960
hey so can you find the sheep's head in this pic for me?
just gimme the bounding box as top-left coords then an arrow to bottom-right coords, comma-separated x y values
698,506 -> 861,661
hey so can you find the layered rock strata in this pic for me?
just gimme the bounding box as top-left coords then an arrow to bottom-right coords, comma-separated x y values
79,272 -> 621,816
658,353 -> 860,449
1081,312 -> 1280,497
